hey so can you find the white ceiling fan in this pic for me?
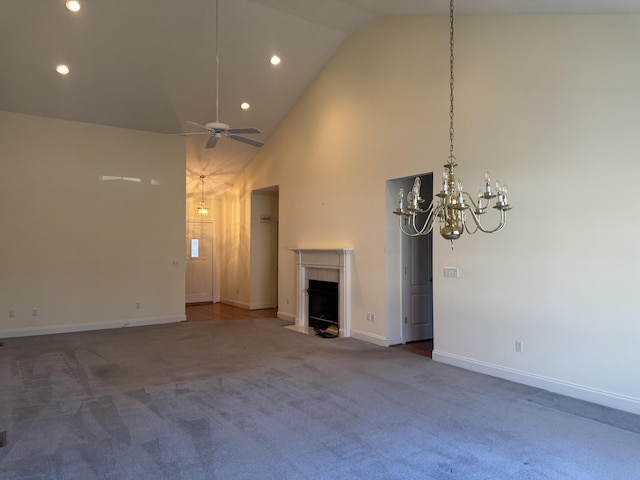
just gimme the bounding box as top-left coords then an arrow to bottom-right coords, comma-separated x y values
183,0 -> 263,149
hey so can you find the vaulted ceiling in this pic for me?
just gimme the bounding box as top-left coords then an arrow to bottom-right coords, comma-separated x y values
2,0 -> 639,196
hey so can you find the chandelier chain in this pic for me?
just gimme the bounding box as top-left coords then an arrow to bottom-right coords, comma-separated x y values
215,0 -> 220,122
448,0 -> 455,163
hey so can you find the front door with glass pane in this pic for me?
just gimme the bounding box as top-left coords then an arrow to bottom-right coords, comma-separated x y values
186,221 -> 213,303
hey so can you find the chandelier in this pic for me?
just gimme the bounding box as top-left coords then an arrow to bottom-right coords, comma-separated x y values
197,175 -> 209,217
394,0 -> 512,245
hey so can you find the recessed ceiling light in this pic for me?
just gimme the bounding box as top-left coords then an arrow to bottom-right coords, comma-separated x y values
240,102 -> 251,110
56,64 -> 70,75
65,1 -> 81,12
270,55 -> 281,66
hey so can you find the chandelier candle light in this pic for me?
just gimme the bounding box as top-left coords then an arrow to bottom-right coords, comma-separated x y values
394,0 -> 512,246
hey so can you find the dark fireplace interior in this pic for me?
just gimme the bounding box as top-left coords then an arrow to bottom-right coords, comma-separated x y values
307,280 -> 339,331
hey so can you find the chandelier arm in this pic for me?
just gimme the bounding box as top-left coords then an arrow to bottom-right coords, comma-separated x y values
464,192 -> 506,235
461,191 -> 481,211
400,213 -> 423,236
410,213 -> 421,233
398,215 -> 414,236
401,201 -> 441,237
425,204 -> 443,235
465,205 -> 507,234
400,215 -> 433,237
412,198 -> 440,235
461,192 -> 483,234
463,215 -> 480,235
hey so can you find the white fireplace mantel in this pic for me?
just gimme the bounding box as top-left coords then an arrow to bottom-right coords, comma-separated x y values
291,248 -> 353,337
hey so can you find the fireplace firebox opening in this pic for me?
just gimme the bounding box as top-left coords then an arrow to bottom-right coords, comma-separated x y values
307,280 -> 339,337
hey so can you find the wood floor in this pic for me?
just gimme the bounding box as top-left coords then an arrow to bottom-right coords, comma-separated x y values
392,339 -> 433,358
186,302 -> 277,321
187,302 -> 433,358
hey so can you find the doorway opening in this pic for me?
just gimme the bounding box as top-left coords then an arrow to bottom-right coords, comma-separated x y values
386,174 -> 434,354
186,220 -> 217,304
250,186 -> 279,310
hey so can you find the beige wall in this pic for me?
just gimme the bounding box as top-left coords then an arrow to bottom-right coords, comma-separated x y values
0,111 -> 186,335
219,184 -> 251,308
221,15 -> 640,414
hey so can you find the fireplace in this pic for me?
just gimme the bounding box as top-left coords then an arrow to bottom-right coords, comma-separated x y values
307,280 -> 339,333
291,248 -> 353,337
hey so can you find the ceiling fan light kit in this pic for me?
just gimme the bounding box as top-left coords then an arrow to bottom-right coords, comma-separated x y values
394,0 -> 512,247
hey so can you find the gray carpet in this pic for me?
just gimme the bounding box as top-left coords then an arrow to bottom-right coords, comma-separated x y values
1,318 -> 639,479
525,390 -> 640,435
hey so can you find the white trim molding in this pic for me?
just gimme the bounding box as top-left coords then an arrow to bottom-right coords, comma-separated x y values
0,315 -> 186,339
277,310 -> 296,322
433,350 -> 640,416
220,298 -> 251,310
351,328 -> 387,346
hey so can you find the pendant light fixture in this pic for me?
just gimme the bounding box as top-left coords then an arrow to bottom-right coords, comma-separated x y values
394,0 -> 512,246
197,175 -> 209,217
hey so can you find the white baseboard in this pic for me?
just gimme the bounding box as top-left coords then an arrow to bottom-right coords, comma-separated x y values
350,328 -> 387,346
386,335 -> 403,347
219,298 -> 251,309
433,350 -> 640,416
249,302 -> 277,310
277,311 -> 296,322
0,315 -> 186,339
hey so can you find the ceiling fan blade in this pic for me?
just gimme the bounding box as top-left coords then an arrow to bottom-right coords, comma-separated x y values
228,134 -> 264,147
186,121 -> 211,132
227,127 -> 261,134
205,135 -> 219,149
178,132 -> 210,136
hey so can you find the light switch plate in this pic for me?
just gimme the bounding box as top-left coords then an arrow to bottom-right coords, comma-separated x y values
444,267 -> 459,278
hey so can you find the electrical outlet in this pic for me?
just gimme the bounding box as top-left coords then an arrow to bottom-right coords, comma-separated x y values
8,309 -> 16,318
370,312 -> 375,322
444,266 -> 459,278
136,302 -> 141,310
515,340 -> 523,353
286,298 -> 290,305
31,308 -> 38,317
172,260 -> 180,267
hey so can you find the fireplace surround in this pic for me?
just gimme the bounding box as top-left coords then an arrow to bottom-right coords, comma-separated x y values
291,248 -> 353,337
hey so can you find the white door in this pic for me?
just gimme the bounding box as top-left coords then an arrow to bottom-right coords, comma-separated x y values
186,221 -> 214,304
401,174 -> 434,342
